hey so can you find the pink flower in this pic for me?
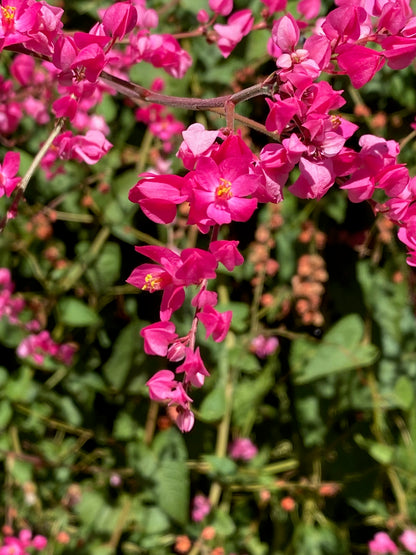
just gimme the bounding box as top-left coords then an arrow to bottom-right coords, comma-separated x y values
0,0 -> 41,47
209,240 -> 244,271
129,172 -> 187,224
288,157 -> 335,200
0,151 -> 20,197
127,246 -> 218,320
229,438 -> 258,461
250,335 -> 279,358
176,407 -> 195,432
297,0 -> 321,20
214,9 -> 254,58
337,44 -> 385,89
102,1 -> 137,40
400,530 -> 416,553
177,123 -> 221,170
260,0 -> 287,14
140,321 -> 178,357
368,532 -> 399,554
141,34 -> 192,78
209,0 -> 233,16
197,305 -> 232,343
70,130 -> 112,164
16,331 -> 75,366
176,347 -> 210,388
191,494 -> 211,522
147,370 -> 178,401
187,156 -> 259,229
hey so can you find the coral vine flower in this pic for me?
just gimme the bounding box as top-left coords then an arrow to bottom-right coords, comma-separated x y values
368,532 -> 398,554
127,246 -> 218,320
0,151 -> 20,197
129,173 -> 187,224
140,321 -> 178,357
176,347 -> 210,388
187,157 -> 259,230
197,305 -> 233,342
102,1 -> 137,41
0,0 -> 40,47
214,9 -> 254,58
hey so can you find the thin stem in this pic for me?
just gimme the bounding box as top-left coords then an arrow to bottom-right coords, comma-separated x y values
367,369 -> 409,519
0,118 -> 66,233
100,70 -> 277,110
7,45 -> 278,138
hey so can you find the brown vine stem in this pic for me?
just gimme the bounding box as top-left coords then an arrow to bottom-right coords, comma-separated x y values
100,69 -> 277,109
7,45 -> 279,138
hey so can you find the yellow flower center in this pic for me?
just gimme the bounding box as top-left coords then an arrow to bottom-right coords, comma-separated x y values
215,178 -> 233,200
1,6 -> 16,30
142,273 -> 162,292
330,115 -> 341,129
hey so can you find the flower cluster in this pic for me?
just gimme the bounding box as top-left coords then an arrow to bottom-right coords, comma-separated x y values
2,0 -> 416,434
369,529 -> 416,554
0,268 -> 76,366
0,529 -> 47,555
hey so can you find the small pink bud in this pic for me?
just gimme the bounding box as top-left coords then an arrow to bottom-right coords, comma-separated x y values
167,341 -> 187,362
197,9 -> 210,23
32,535 -> 48,550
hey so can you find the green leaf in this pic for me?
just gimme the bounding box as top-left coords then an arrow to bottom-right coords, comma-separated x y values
203,455 -> 237,477
211,509 -> 236,537
198,384 -> 226,422
103,322 -> 139,390
294,315 -> 379,384
86,242 -> 121,292
0,400 -> 12,429
394,376 -> 414,410
141,506 -> 170,535
229,346 -> 261,373
155,460 -> 189,525
113,411 -> 137,441
58,297 -> 101,327
9,459 -> 33,484
59,396 -> 82,427
354,434 -> 394,465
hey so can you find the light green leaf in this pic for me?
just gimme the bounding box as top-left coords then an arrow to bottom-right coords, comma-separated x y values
155,460 -> 189,525
199,384 -> 226,422
58,297 -> 101,327
294,315 -> 379,384
103,322 -> 138,390
355,434 -> 394,464
394,376 -> 414,410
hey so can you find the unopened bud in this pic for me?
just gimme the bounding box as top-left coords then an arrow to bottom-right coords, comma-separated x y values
167,342 -> 186,362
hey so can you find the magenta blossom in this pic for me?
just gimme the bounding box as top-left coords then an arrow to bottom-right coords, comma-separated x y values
175,347 -> 210,388
229,437 -> 258,461
214,9 -> 254,58
140,321 -> 178,357
197,305 -> 232,343
187,156 -> 259,230
368,532 -> 399,555
250,335 -> 279,358
191,494 -> 211,522
102,1 -> 137,41
400,529 -> 416,552
129,172 -> 187,224
0,528 -> 47,554
127,245 -> 218,320
209,0 -> 233,16
0,151 -> 20,197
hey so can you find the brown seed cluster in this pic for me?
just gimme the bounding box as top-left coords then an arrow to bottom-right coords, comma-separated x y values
291,254 -> 328,327
248,205 -> 283,288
